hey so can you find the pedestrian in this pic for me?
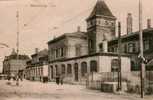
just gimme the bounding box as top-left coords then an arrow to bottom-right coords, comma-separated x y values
56,74 -> 60,85
16,75 -> 19,86
18,72 -> 23,81
60,74 -> 64,85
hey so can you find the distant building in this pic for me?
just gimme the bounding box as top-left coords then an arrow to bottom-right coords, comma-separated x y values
25,49 -> 48,81
3,49 -> 30,77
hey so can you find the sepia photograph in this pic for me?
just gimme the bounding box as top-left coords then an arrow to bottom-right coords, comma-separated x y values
0,0 -> 153,100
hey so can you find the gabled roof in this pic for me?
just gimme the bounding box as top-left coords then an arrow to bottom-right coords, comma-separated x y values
47,31 -> 87,44
87,0 -> 115,20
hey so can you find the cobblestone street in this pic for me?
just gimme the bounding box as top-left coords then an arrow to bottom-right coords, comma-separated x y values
0,80 -> 152,100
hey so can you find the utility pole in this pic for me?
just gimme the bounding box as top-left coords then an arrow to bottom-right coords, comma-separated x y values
117,22 -> 122,91
139,0 -> 145,98
16,10 -> 20,86
16,11 -> 19,60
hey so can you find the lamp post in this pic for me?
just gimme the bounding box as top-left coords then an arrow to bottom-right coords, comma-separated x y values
117,22 -> 122,91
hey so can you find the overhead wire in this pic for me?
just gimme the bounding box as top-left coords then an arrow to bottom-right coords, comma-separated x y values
55,0 -> 96,29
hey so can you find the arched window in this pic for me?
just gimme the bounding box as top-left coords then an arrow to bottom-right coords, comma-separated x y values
67,64 -> 72,74
61,64 -> 65,74
90,60 -> 97,72
81,62 -> 87,76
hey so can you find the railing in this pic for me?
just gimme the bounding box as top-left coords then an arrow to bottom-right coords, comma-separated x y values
100,72 -> 118,82
88,72 -> 129,82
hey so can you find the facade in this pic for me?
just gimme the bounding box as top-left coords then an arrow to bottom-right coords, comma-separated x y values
25,49 -> 48,81
3,49 -> 30,77
108,28 -> 153,71
47,1 -> 131,84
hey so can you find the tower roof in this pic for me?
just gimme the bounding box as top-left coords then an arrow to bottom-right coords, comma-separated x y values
87,0 -> 115,20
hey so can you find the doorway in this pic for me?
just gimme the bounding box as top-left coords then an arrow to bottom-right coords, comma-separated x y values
74,63 -> 79,81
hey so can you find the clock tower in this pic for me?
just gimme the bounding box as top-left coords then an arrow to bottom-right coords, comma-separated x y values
86,0 -> 116,54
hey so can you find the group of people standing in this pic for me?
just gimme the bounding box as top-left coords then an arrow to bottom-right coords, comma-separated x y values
7,71 -> 23,86
56,74 -> 64,85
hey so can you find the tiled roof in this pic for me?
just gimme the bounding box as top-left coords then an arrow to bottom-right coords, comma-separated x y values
87,0 -> 115,20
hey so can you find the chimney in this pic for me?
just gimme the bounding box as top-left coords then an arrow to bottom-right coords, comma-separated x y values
147,19 -> 151,28
35,48 -> 39,54
127,13 -> 133,34
77,26 -> 81,32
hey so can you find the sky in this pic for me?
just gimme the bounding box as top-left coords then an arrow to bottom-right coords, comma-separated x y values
0,0 -> 153,72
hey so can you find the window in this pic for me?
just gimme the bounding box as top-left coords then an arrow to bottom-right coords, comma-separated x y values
75,44 -> 81,56
124,44 -> 127,53
105,20 -> 109,25
114,46 -> 118,53
111,59 -> 119,72
87,22 -> 91,28
131,61 -> 140,71
96,19 -> 101,25
111,22 -> 114,26
89,39 -> 94,50
55,49 -> 58,58
61,48 -> 64,57
81,62 -> 87,77
61,64 -> 65,74
128,43 -> 135,53
58,49 -> 60,57
92,19 -> 96,26
108,47 -> 114,52
90,60 -> 97,72
67,64 -> 72,74
144,40 -> 149,51
99,43 -> 103,52
53,49 -> 56,59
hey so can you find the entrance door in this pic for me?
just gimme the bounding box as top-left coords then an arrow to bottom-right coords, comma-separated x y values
74,63 -> 78,81
50,66 -> 53,79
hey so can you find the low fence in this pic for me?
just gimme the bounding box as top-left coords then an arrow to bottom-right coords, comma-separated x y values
86,71 -> 153,94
